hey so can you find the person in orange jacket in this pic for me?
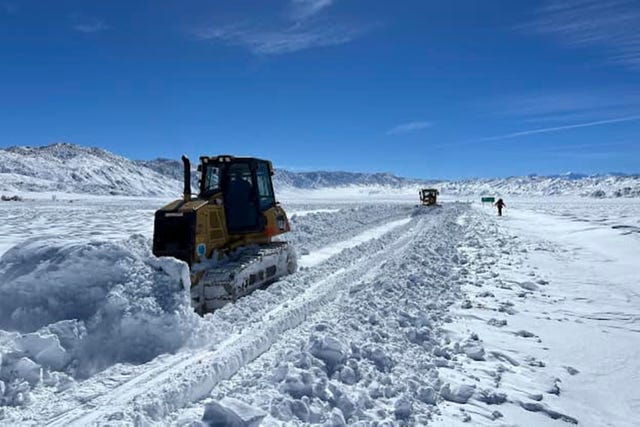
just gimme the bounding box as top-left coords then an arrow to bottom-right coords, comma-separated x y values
494,198 -> 506,216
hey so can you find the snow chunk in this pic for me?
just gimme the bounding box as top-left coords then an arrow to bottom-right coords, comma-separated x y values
440,383 -> 476,404
515,330 -> 536,338
290,399 -> 310,422
363,345 -> 394,372
518,281 -> 539,291
335,393 -> 356,420
394,395 -> 412,420
338,366 -> 357,385
487,318 -> 507,327
407,327 -> 432,345
417,386 -> 437,405
202,397 -> 267,427
565,366 -> 580,375
13,357 -> 41,385
328,408 -> 346,426
520,401 -> 578,424
308,336 -> 348,373
476,389 -> 507,405
280,372 -> 314,399
463,341 -> 485,361
16,332 -> 68,371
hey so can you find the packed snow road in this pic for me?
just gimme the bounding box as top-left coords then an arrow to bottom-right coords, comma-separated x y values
2,197 -> 640,425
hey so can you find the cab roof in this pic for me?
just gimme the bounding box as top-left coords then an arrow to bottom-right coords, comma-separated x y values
199,155 -> 270,165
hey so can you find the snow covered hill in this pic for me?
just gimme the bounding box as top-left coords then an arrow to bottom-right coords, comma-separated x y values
437,174 -> 640,198
274,169 -> 426,189
0,143 -> 180,197
1,143 -> 639,198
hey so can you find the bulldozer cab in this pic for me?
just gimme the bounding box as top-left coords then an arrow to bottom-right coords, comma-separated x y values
199,156 -> 277,234
419,188 -> 439,206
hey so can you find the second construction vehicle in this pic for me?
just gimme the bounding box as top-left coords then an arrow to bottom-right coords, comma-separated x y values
419,188 -> 439,206
152,155 -> 297,313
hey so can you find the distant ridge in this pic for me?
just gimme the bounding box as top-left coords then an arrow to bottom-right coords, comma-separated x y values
1,143 -> 639,198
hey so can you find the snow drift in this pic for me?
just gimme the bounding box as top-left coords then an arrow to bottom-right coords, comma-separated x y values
0,235 -> 199,406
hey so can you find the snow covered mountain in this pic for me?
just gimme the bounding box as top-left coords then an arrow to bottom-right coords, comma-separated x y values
436,175 -> 640,198
134,158 -> 200,191
274,170 -> 426,189
1,143 -> 639,198
0,143 -> 180,197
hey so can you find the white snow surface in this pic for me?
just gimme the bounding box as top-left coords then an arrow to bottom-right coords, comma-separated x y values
0,190 -> 639,425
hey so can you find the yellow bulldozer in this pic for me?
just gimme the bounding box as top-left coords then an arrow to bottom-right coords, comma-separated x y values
152,155 -> 296,313
419,188 -> 439,206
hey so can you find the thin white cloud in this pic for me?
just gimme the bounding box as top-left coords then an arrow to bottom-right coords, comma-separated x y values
521,111 -> 630,124
191,0 -> 369,55
386,121 -> 433,135
538,140 -> 631,153
289,0 -> 334,21
72,21 -> 108,33
484,89 -> 640,126
523,0 -> 640,69
497,91 -> 639,117
69,13 -> 109,34
193,21 -> 366,55
477,115 -> 640,142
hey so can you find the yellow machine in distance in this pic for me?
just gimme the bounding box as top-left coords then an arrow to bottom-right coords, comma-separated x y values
419,188 -> 439,206
153,155 -> 296,313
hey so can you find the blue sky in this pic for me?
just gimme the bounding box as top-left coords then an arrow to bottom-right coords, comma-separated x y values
1,0 -> 639,179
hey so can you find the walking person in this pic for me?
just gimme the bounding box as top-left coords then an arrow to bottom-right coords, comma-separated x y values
494,198 -> 506,216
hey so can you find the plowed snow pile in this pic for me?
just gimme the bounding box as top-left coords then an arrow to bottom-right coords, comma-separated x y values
0,235 -> 199,406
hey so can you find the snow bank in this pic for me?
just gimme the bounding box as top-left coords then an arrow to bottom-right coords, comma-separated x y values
0,235 -> 198,406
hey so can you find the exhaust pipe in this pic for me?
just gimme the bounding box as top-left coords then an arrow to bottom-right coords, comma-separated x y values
182,155 -> 191,201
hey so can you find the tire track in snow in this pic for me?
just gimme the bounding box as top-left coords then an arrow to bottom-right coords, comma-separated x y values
298,217 -> 412,268
45,214 -> 422,426
172,211 -> 455,424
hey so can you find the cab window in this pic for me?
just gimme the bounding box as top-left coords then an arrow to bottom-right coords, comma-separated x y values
256,162 -> 275,211
202,165 -> 220,196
